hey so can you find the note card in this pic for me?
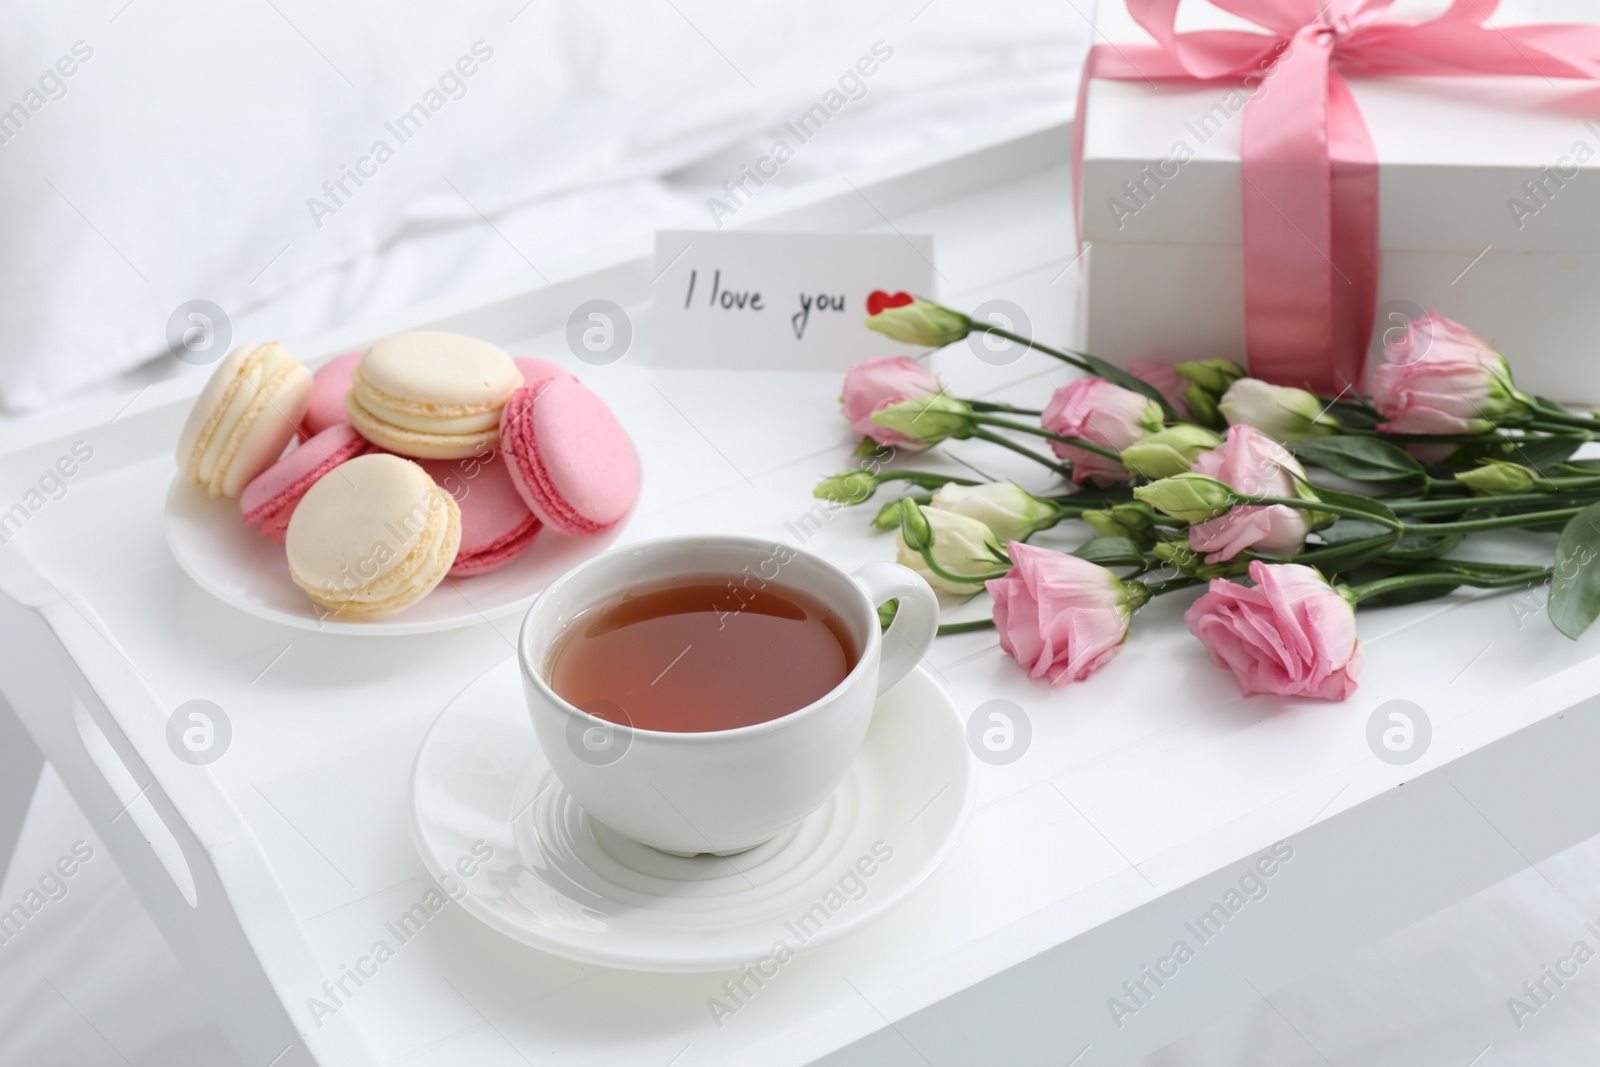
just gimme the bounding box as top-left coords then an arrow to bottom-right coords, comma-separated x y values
651,230 -> 936,369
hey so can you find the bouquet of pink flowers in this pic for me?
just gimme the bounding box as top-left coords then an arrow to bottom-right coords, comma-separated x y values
816,295 -> 1600,701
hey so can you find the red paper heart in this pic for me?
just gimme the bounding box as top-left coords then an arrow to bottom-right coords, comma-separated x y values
866,290 -> 915,316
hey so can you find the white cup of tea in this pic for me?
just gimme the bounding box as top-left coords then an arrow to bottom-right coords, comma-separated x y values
518,534 -> 939,855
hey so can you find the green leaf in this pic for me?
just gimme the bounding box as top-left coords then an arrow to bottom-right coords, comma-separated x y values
1277,533 -> 1400,574
1529,395 -> 1583,418
1072,536 -> 1147,569
1499,435 -> 1584,474
1078,353 -> 1179,421
1323,402 -> 1381,430
1288,436 -> 1425,489
1358,579 -> 1465,608
1382,528 -> 1465,562
1314,517 -> 1395,545
1297,480 -> 1402,527
1550,501 -> 1600,639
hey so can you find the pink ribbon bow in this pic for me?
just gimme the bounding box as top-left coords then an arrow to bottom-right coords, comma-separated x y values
1074,0 -> 1600,394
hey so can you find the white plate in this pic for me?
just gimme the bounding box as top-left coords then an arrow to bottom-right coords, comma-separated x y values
410,657 -> 975,972
164,474 -> 626,635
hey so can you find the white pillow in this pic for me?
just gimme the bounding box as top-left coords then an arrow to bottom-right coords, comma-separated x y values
0,0 -> 1084,411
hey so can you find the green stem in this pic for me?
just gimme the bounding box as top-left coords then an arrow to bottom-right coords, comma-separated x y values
914,542 -> 1012,587
1142,576 -> 1204,597
979,326 -> 1180,420
1348,567 -> 1553,603
937,619 -> 997,636
1254,534 -> 1397,567
1523,408 -> 1600,431
965,413 -> 1124,462
967,400 -> 1043,416
983,326 -> 1093,374
1355,425 -> 1593,446
1389,489 -> 1600,516
1406,506 -> 1586,536
1422,477 -> 1474,495
1237,494 -> 1404,529
1379,558 -> 1552,578
1525,421 -> 1599,439
968,428 -> 1074,478
1352,428 -> 1499,444
1041,498 -> 1119,515
875,471 -> 982,491
1123,576 -> 1204,610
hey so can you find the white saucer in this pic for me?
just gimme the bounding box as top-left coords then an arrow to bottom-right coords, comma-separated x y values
164,475 -> 625,635
410,658 -> 974,972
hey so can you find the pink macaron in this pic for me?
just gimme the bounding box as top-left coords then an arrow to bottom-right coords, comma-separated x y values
299,349 -> 366,441
415,449 -> 542,576
241,424 -> 372,544
498,377 -> 639,535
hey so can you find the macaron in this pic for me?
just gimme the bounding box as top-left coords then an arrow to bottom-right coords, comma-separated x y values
176,342 -> 313,498
498,377 -> 639,535
285,453 -> 462,620
299,349 -> 366,440
344,332 -> 522,459
416,449 -> 541,576
240,424 -> 371,545
304,353 -> 566,444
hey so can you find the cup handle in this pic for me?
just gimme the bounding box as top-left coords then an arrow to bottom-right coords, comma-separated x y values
852,561 -> 939,696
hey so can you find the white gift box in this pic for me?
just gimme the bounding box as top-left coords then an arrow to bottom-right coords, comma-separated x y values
1079,0 -> 1600,404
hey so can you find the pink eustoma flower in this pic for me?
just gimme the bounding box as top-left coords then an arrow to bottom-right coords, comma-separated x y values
1187,424 -> 1311,564
1041,378 -> 1163,487
1372,313 -> 1526,435
840,356 -> 943,449
1184,561 -> 1363,701
986,542 -> 1135,686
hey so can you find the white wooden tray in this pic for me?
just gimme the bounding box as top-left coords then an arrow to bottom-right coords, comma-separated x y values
5,102 -> 1600,1067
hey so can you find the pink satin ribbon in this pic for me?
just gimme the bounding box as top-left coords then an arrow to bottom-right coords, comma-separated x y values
1074,0 -> 1600,394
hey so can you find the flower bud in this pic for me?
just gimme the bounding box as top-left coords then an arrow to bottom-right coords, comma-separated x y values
895,506 -> 1005,595
929,481 -> 1056,543
1218,378 -> 1341,443
871,394 -> 972,446
873,495 -> 929,529
1121,424 -> 1224,479
1174,359 -> 1247,396
1082,501 -> 1161,544
1185,384 -> 1224,429
1133,473 -> 1235,523
865,297 -> 972,348
1456,460 -> 1538,496
891,498 -> 932,552
813,469 -> 878,504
